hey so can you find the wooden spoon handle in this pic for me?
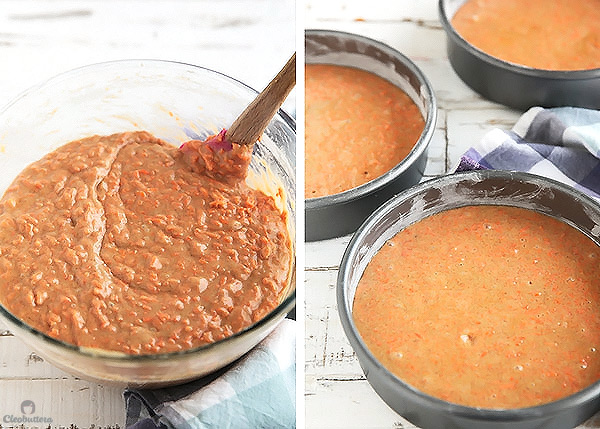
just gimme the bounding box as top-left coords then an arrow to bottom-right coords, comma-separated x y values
225,53 -> 296,146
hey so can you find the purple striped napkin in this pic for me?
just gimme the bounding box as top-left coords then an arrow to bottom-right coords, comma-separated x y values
455,106 -> 600,200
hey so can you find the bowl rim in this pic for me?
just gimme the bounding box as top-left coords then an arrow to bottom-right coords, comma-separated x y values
0,58 -> 297,362
438,0 -> 600,78
338,169 -> 600,420
304,29 -> 437,207
0,58 -> 297,130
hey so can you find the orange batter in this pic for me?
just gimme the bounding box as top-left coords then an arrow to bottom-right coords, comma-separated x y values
0,131 -> 291,354
305,64 -> 424,199
354,205 -> 600,408
451,0 -> 600,71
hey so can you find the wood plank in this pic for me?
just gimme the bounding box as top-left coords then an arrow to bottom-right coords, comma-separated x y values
305,268 -> 363,377
423,109 -> 447,178
0,378 -> 125,427
0,336 -> 73,380
306,237 -> 350,269
306,0 -> 436,22
306,375 -> 417,429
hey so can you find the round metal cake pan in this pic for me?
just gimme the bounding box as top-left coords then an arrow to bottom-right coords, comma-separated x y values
439,0 -> 600,110
338,170 -> 600,429
305,29 -> 437,242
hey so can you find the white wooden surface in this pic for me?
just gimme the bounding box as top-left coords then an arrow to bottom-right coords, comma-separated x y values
304,2 -> 600,428
0,1 -> 294,427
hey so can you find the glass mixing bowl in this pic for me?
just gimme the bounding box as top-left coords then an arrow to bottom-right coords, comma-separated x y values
0,59 -> 296,388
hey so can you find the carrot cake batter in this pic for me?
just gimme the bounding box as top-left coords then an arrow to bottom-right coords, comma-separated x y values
452,0 -> 600,70
305,64 -> 424,198
0,131 -> 291,354
354,205 -> 600,408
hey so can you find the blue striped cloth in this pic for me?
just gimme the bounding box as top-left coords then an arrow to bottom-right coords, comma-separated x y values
124,319 -> 296,429
456,107 -> 600,199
